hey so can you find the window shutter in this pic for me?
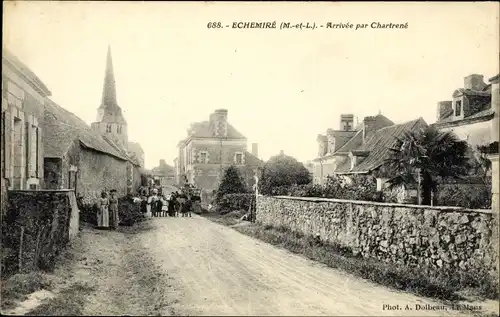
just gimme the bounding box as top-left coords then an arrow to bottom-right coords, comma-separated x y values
25,121 -> 30,177
37,126 -> 42,179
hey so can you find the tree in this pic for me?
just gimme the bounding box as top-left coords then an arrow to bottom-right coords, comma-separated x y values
259,152 -> 312,195
215,165 -> 247,203
383,126 -> 470,205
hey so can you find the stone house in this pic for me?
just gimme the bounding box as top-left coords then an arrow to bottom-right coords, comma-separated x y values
431,74 -> 499,148
311,113 -> 428,195
2,48 -> 52,193
175,109 -> 263,192
43,99 -> 141,203
150,159 -> 176,191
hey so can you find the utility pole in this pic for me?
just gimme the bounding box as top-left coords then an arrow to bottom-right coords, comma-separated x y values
219,135 -> 223,184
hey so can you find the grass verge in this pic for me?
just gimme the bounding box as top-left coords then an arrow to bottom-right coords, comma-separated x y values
25,282 -> 95,316
202,212 -> 499,303
0,271 -> 54,310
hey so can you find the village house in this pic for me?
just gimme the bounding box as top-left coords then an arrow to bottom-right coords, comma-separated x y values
311,112 -> 428,200
150,159 -> 176,192
431,73 -> 499,148
43,46 -> 143,202
2,48 -> 52,193
175,109 -> 262,192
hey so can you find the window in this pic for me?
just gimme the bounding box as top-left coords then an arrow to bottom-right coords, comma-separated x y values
117,125 -> 122,134
106,124 -> 112,133
200,151 -> 208,164
455,101 -> 462,116
235,153 -> 243,165
1,112 -> 5,176
25,122 -> 29,176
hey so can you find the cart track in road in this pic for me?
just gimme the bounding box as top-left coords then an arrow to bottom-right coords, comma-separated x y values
139,215 -> 474,316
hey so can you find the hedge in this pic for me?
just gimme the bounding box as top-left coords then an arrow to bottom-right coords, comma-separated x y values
216,193 -> 255,214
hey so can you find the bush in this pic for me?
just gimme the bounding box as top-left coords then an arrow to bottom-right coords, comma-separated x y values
217,193 -> 255,214
118,195 -> 144,226
436,184 -> 492,209
77,194 -> 145,227
215,165 -> 247,204
266,175 -> 384,203
259,153 -> 312,195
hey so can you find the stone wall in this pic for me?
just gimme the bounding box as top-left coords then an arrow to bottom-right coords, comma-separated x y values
257,196 -> 497,278
78,149 -> 129,203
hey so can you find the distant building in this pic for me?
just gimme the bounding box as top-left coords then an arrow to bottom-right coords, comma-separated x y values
432,73 -> 498,147
311,113 -> 428,193
150,159 -> 176,190
2,48 -> 52,191
175,109 -> 263,192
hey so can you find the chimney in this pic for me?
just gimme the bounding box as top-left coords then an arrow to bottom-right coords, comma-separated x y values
362,116 -> 377,142
437,101 -> 452,121
279,150 -> 284,156
160,159 -> 166,167
317,134 -> 327,157
340,114 -> 354,131
251,143 -> 259,158
464,74 -> 487,91
326,129 -> 336,153
210,109 -> 228,137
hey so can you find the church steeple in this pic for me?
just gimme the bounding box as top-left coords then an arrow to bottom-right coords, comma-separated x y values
92,45 -> 128,150
101,45 -> 118,108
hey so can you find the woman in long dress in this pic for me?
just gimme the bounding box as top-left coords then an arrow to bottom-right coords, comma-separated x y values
96,191 -> 110,229
109,189 -> 119,229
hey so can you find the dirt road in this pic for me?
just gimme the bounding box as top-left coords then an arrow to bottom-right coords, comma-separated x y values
140,215 -> 478,316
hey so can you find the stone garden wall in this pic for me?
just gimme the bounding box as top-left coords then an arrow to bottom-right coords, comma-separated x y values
257,196 -> 497,278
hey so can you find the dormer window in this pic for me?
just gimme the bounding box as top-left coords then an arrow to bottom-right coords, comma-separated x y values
106,124 -> 112,133
455,100 -> 462,116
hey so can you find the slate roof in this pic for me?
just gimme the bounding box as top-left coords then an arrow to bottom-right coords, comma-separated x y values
434,107 -> 494,126
44,99 -> 127,161
335,117 -> 428,174
2,48 -> 52,96
102,135 -> 140,166
180,120 -> 247,145
313,114 -> 394,161
128,142 -> 144,154
244,151 -> 264,167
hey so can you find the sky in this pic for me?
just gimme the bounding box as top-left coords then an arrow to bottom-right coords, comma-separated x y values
3,1 -> 499,169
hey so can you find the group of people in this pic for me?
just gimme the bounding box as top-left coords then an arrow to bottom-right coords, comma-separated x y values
141,188 -> 201,218
96,189 -> 120,230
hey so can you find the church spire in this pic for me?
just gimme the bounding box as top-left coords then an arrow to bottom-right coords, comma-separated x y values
101,45 -> 118,108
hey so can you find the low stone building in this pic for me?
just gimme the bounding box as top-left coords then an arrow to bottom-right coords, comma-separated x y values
2,48 -> 52,192
43,99 -> 140,203
175,109 -> 263,192
431,73 -> 498,147
150,159 -> 176,192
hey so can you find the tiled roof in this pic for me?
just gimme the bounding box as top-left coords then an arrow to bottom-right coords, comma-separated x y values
43,99 -> 127,161
336,117 -> 428,174
2,48 -> 51,96
489,74 -> 499,83
453,88 -> 491,97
